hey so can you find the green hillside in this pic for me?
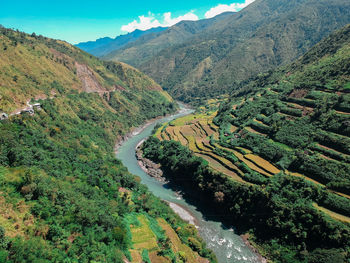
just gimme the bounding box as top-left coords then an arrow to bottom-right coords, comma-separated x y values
0,27 -> 216,262
0,26 -> 173,115
142,24 -> 350,262
103,12 -> 234,69
106,0 -> 350,103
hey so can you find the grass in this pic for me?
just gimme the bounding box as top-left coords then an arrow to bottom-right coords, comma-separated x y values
157,218 -> 204,263
157,111 -> 252,184
313,203 -> 350,224
317,143 -> 349,157
195,153 -> 246,183
215,144 -> 272,177
285,170 -> 325,187
244,126 -> 268,137
245,154 -> 280,174
268,139 -> 294,151
130,214 -> 158,250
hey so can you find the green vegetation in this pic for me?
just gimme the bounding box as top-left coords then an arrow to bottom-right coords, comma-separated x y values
142,24 -> 350,262
103,13 -> 232,70
142,138 -> 350,263
0,27 -> 215,262
0,26 -> 174,113
104,0 -> 350,103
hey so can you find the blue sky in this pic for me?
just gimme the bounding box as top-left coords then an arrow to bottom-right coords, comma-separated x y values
1,0 -> 254,44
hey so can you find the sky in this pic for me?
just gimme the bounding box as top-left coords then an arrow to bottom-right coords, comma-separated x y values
0,0 -> 255,44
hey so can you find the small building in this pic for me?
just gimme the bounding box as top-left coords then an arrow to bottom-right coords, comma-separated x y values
21,108 -> 34,115
0,112 -> 8,120
32,103 -> 41,110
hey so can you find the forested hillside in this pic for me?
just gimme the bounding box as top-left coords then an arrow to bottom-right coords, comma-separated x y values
142,24 -> 350,262
106,0 -> 350,103
0,27 -> 216,262
103,12 -> 233,70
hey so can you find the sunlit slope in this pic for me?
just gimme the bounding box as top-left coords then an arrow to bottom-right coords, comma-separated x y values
142,24 -> 350,263
0,27 -> 173,114
0,27 -> 218,263
107,0 -> 350,102
213,24 -> 350,215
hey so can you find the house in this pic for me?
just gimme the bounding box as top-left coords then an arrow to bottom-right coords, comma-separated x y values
32,103 -> 41,110
22,108 -> 34,115
0,113 -> 8,120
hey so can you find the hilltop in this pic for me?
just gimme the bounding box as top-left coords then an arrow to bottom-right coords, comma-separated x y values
142,24 -> 350,262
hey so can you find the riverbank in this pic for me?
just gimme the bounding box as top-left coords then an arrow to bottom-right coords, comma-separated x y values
135,142 -> 166,182
115,103 -> 264,262
166,201 -> 198,226
241,234 -> 268,263
114,102 -> 192,154
137,139 -> 268,263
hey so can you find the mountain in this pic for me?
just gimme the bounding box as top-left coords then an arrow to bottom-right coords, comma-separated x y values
0,27 -> 216,263
0,27 -> 174,115
76,27 -> 167,57
142,23 -> 350,262
105,0 -> 350,103
103,12 -> 234,68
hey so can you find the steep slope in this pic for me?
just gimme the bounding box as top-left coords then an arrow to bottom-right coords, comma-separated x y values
0,28 -> 216,262
109,0 -> 350,102
76,27 -> 167,57
104,12 -> 234,67
0,26 -> 173,115
142,24 -> 350,262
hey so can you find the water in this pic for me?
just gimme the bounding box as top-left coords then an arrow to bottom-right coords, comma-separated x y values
116,105 -> 260,263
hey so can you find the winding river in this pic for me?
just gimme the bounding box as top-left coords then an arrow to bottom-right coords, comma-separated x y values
116,105 -> 260,263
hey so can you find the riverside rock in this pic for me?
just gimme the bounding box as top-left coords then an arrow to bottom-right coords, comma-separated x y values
135,145 -> 165,182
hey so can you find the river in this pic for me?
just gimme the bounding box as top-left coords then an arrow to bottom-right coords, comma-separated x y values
116,104 -> 261,263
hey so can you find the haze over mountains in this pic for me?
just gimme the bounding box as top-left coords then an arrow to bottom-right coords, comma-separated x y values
80,0 -> 350,102
76,27 -> 167,57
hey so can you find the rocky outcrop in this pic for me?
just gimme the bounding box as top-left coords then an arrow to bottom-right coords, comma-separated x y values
75,62 -> 106,93
136,144 -> 165,182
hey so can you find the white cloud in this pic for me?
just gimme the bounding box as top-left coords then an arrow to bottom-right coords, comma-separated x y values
204,0 -> 256,19
163,11 -> 199,26
121,11 -> 199,33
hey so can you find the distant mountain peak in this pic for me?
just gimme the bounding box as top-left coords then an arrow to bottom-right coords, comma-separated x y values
76,26 -> 168,57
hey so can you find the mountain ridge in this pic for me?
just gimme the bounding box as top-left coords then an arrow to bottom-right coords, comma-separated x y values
142,22 -> 350,263
76,27 -> 168,57
104,0 -> 350,103
0,26 -> 172,115
103,12 -> 235,67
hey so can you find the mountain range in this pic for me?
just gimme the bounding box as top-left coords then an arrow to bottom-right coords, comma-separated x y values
142,23 -> 350,263
76,27 -> 167,57
1,0 -> 350,261
96,0 -> 350,102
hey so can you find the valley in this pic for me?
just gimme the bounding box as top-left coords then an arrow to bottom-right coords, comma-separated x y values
116,105 -> 262,262
1,0 -> 350,262
141,24 -> 350,262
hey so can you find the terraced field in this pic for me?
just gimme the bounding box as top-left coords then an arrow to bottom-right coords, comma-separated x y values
154,80 -> 350,226
155,108 -> 283,185
127,214 -> 203,263
313,203 -> 350,224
